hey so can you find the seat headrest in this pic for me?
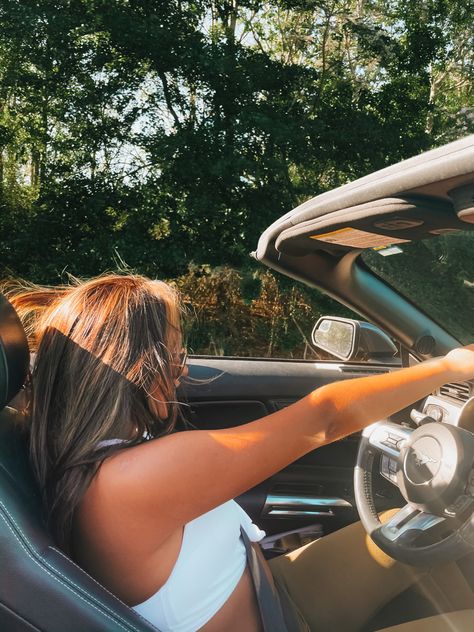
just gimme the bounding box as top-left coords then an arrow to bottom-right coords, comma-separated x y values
0,294 -> 29,410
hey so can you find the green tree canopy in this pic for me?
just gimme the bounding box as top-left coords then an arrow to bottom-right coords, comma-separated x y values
0,0 -> 472,299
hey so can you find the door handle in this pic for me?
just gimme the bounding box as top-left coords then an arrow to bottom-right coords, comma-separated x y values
263,493 -> 352,517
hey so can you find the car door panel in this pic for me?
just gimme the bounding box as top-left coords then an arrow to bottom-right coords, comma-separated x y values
181,357 -> 405,540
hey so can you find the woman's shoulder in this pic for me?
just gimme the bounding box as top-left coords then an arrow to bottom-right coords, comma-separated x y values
76,438 -> 183,556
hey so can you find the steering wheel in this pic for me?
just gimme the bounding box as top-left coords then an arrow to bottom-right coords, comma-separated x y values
354,418 -> 474,565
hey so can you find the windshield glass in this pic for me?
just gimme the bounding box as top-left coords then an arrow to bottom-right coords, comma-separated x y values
362,230 -> 474,345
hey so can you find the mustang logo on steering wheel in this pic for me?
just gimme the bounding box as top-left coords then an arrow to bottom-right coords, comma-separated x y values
413,451 -> 438,467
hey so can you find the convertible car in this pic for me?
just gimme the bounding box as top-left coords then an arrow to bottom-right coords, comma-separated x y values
1,135 -> 474,631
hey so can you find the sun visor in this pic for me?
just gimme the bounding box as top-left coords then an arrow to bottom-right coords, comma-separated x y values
274,196 -> 473,256
450,182 -> 474,223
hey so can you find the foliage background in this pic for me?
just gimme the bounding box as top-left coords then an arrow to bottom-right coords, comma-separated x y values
0,0 -> 472,356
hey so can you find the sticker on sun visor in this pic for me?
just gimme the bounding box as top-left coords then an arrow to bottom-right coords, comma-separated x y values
310,227 -> 409,248
372,245 -> 403,256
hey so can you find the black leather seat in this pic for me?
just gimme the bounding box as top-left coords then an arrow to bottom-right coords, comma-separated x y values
0,295 -> 160,631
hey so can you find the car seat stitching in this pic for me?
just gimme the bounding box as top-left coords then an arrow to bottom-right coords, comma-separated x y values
50,546 -> 140,608
0,502 -> 146,632
50,546 -> 161,631
0,504 -> 134,632
0,500 -> 154,631
0,481 -> 144,625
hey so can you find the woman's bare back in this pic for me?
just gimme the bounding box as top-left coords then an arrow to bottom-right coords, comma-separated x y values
73,472 -> 263,632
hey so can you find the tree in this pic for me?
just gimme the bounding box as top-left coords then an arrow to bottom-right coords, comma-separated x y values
0,0 -> 472,282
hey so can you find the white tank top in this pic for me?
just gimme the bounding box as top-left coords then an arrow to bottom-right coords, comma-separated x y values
132,500 -> 266,632
96,440 -> 266,632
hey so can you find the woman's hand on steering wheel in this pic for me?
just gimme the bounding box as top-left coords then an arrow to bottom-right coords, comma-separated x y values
444,344 -> 474,380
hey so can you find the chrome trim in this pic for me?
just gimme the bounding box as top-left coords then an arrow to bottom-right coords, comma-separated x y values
312,363 -> 343,371
380,504 -> 445,542
268,509 -> 335,517
263,494 -> 352,518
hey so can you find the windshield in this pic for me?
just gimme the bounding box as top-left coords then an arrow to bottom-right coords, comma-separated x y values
362,230 -> 474,345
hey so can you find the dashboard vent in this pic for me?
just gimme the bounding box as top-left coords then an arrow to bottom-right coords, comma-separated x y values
438,382 -> 471,402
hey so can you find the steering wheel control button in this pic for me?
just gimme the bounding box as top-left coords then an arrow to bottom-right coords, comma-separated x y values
380,455 -> 399,484
383,434 -> 402,448
369,423 -> 412,458
405,436 -> 442,484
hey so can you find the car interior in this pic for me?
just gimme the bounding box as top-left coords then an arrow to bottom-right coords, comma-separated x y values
1,135 -> 474,631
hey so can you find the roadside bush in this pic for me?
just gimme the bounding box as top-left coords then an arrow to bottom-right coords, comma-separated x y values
174,265 -> 353,358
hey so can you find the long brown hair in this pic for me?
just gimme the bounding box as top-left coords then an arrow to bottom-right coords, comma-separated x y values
4,274 -> 185,554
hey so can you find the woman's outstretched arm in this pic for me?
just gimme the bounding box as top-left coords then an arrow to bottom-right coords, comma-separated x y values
96,347 -> 474,542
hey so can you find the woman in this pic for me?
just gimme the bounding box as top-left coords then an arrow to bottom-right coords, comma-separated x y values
7,273 -> 474,632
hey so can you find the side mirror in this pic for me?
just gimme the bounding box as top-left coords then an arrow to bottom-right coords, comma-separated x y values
312,316 -> 399,364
